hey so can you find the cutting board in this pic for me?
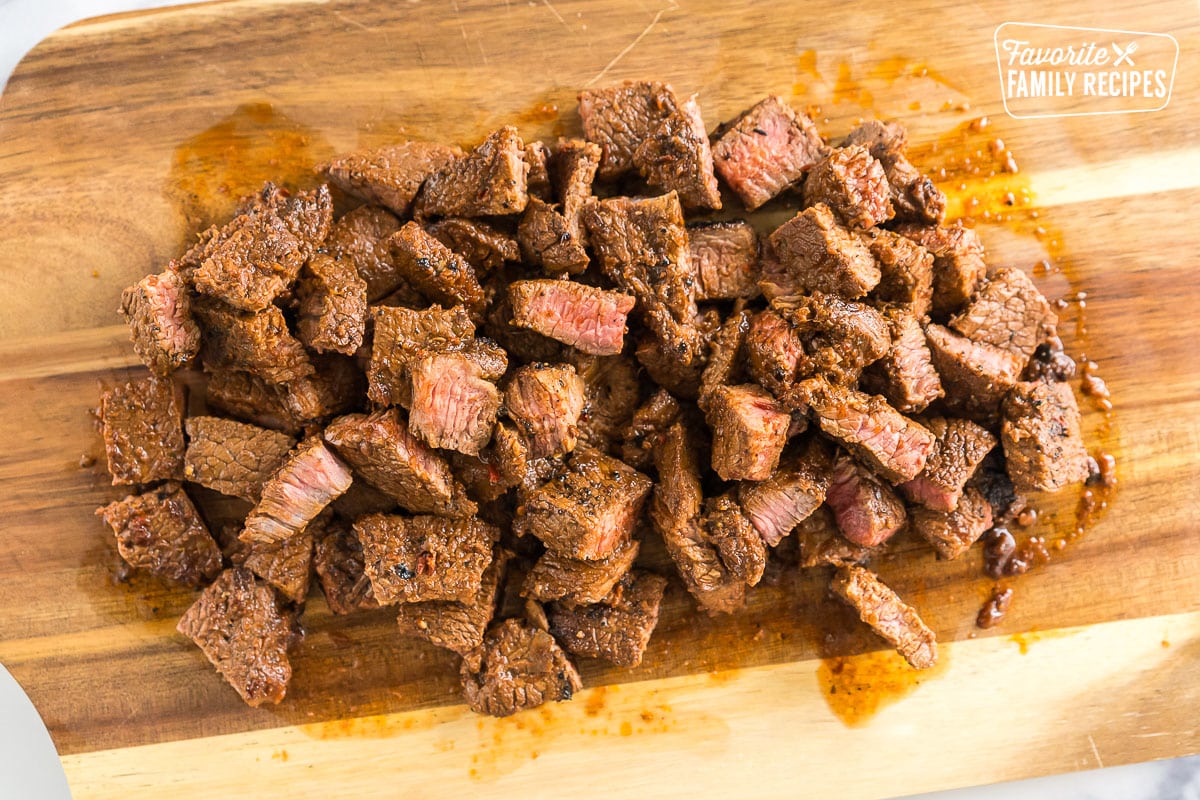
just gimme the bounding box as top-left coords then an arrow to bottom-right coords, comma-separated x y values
1,0 -> 1198,797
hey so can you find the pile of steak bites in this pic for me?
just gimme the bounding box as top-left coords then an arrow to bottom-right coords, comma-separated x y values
96,80 -> 1091,715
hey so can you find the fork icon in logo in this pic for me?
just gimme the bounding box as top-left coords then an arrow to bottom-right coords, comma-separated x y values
1112,41 -> 1139,66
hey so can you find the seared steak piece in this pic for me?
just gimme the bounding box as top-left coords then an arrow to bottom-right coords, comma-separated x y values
191,211 -> 304,313
796,506 -> 877,568
745,309 -> 807,396
769,204 -> 880,299
569,353 -> 642,453
420,126 -> 529,217
407,353 -> 502,456
861,307 -> 943,413
896,223 -> 987,319
238,525 -> 314,604
621,388 -> 682,470
790,378 -> 935,483
782,291 -> 891,385
312,517 -> 380,614
802,145 -> 894,231
509,279 -> 635,356
517,197 -> 591,275
525,141 -> 552,200
176,567 -> 294,706
319,141 -> 462,217
120,270 -> 201,375
698,308 -> 751,411
522,537 -> 640,606
276,353 -> 364,425
688,221 -> 760,301
504,363 -> 586,460
324,408 -> 476,517
711,95 -> 827,210
354,513 -> 498,604
900,417 -> 996,512
949,267 -> 1057,361
323,205 -> 404,302
396,547 -> 512,657
651,423 -> 744,614
204,368 -> 303,434
183,416 -> 295,502
705,384 -> 791,481
296,253 -> 368,356
460,618 -> 582,717
831,565 -> 937,669
842,120 -> 945,224
1001,380 -> 1091,493
515,446 -> 652,561
826,454 -> 907,547
578,80 -> 678,179
548,138 -> 601,245
97,482 -> 222,587
387,221 -> 485,316
99,375 -> 185,485
738,437 -> 833,546
702,494 -> 767,586
427,217 -> 519,276
241,438 -> 353,543
194,300 -> 313,384
925,323 -> 1023,421
582,192 -> 702,364
634,95 -> 722,210
863,228 -> 934,318
635,332 -> 704,401
241,182 -> 332,260
548,570 -> 668,667
910,486 -> 993,560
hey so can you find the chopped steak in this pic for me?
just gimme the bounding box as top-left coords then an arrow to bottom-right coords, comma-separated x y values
698,307 -> 751,411
241,183 -> 332,260
569,353 -> 642,453
796,506 -> 877,568
387,221 -> 485,316
711,95 -> 827,210
482,274 -> 568,363
176,567 -> 294,706
790,378 -> 935,483
900,417 -> 996,512
803,145 -> 894,231
578,80 -> 679,179
896,223 -> 987,319
420,126 -> 529,217
354,513 -> 498,604
312,517 -> 380,614
120,270 -> 201,375
910,486 -> 994,560
704,384 -> 791,481
184,416 -> 295,502
460,618 -> 582,717
635,332 -> 704,401
826,454 -> 907,547
99,374 -> 185,485
621,388 -> 682,470
194,300 -> 313,384
396,547 -> 512,657
509,279 -> 635,356
781,291 -> 891,385
276,353 -> 364,424
925,323 -> 1023,421
702,494 -> 767,586
949,266 -> 1057,361
241,438 -> 353,543
407,353 -> 502,456
515,446 -> 652,561
204,368 -> 302,434
548,138 -> 601,246
366,304 -> 494,407
504,363 -> 586,460
745,309 -> 807,396
1001,380 -> 1091,493
525,140 -> 552,200
863,228 -> 934,318
651,423 -> 744,614
769,204 -> 880,299
318,141 -> 462,217
427,217 -> 520,276
323,205 -> 404,302
548,570 -> 668,667
323,408 -> 476,516
831,565 -> 937,669
240,525 -> 314,603
738,437 -> 833,546
757,238 -> 802,301
842,120 -> 945,224
523,537 -> 640,606
296,253 -> 368,356
97,482 -> 222,587
191,212 -> 304,313
517,197 -> 591,275
633,94 -> 722,210
861,307 -> 943,413
582,193 -> 702,364
841,119 -> 908,160
688,221 -> 761,300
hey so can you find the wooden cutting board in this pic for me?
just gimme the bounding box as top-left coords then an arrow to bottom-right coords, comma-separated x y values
1,0 -> 1198,797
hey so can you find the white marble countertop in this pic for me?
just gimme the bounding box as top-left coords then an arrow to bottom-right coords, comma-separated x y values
1,1 -> 1197,797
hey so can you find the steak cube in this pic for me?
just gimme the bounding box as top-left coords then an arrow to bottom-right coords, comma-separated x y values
711,95 -> 827,210
183,416 -> 295,502
275,353 -> 364,425
460,618 -> 582,717
738,437 -> 833,546
99,374 -> 185,485
842,120 -> 945,224
769,204 -> 880,299
396,547 -> 512,657
504,363 -> 586,460
698,309 -> 752,413
622,388 -> 683,470
194,300 -> 313,385
1001,380 -> 1090,493
910,486 -> 994,560
826,454 -> 907,547
427,217 -> 519,276
745,309 -> 808,396
509,279 -> 635,356
802,145 -> 894,230
568,352 -> 643,454
354,513 -> 498,604
366,304 -> 478,407
926,323 -> 1023,421
191,212 -> 304,313
705,384 -> 791,481
900,416 -> 997,512
635,331 -> 704,401
949,266 -> 1057,361
548,138 -> 601,245
312,517 -> 380,615
861,307 -> 944,414
204,368 -> 303,434
578,80 -> 678,179
831,565 -> 937,669
796,506 -> 877,568
701,494 -> 767,586
420,126 -> 529,217
548,570 -> 668,667
407,353 -> 502,456
296,253 -> 368,356
240,182 -> 332,260
237,525 -> 314,604
241,438 -> 353,543
783,291 -> 891,385
387,221 -> 485,316
517,197 -> 591,276
176,567 -> 294,706
863,228 -> 934,318
633,95 -> 722,210
516,446 -> 652,561
522,536 -> 640,606
896,222 -> 986,319
525,140 -> 552,200
120,270 -> 201,376
97,482 -> 222,587
318,140 -> 462,217
688,221 -> 760,300
323,205 -> 404,302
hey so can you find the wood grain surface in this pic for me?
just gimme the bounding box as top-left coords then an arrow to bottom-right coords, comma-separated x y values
0,0 -> 1198,796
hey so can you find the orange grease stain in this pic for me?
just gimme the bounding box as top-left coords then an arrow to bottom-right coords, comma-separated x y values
818,648 -> 950,727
